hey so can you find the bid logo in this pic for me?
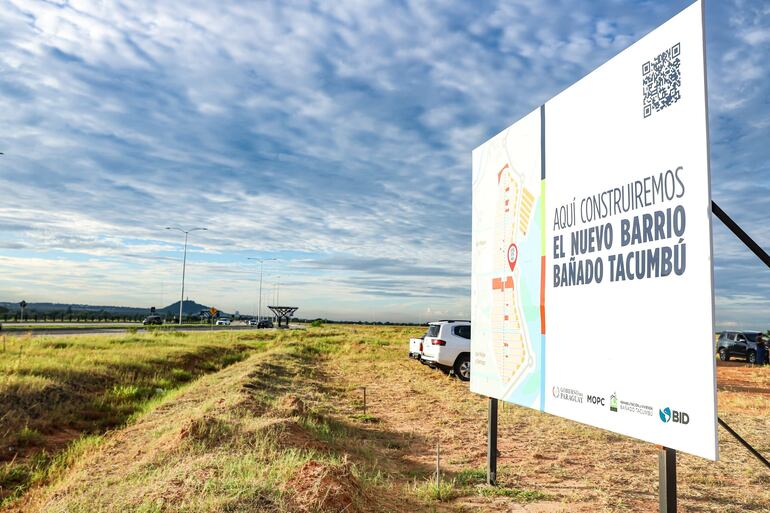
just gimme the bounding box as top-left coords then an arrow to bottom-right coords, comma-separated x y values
659,406 -> 689,425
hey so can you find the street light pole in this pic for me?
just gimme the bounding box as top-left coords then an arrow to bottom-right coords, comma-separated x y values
180,231 -> 188,325
166,226 -> 207,326
247,258 -> 276,322
273,278 -> 280,323
275,276 -> 281,306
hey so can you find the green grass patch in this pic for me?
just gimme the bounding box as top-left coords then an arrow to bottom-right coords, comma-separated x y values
412,476 -> 460,501
350,413 -> 380,423
16,426 -> 44,447
478,485 -> 551,501
454,468 -> 487,486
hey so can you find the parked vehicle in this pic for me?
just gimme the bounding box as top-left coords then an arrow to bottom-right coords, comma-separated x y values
717,331 -> 765,363
258,319 -> 273,329
419,320 -> 472,381
142,315 -> 163,325
215,318 -> 231,326
409,332 -> 426,360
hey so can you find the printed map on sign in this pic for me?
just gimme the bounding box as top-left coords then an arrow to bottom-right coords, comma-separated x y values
471,109 -> 545,409
493,160 -> 535,395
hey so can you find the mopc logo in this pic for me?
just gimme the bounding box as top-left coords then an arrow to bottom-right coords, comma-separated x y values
659,407 -> 689,425
586,395 -> 605,406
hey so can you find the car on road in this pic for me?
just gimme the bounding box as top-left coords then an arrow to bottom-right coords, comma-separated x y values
142,315 -> 163,325
717,331 -> 766,363
215,318 -> 231,326
246,319 -> 259,326
419,320 -> 471,381
258,319 -> 273,329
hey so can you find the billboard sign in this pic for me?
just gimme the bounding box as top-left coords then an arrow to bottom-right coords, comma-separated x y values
470,1 -> 717,460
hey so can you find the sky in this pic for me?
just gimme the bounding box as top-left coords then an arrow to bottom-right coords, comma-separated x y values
0,0 -> 768,326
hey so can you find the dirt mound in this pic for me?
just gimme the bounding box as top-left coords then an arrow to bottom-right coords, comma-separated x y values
272,394 -> 307,417
259,417 -> 327,452
234,389 -> 269,416
177,415 -> 233,446
287,459 -> 363,513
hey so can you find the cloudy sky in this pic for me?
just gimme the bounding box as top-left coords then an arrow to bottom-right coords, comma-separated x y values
1,0 -> 768,326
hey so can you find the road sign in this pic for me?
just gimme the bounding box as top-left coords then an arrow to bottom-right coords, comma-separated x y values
471,1 -> 716,460
209,307 -> 218,317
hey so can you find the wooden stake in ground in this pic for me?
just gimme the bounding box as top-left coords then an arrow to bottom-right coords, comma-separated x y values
436,439 -> 441,499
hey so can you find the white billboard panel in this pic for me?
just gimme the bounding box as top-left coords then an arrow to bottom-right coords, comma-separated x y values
471,1 -> 717,460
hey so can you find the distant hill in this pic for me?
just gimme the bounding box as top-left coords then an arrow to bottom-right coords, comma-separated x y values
160,300 -> 217,316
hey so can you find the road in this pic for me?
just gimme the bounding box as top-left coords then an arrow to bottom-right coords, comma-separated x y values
0,323 -> 302,337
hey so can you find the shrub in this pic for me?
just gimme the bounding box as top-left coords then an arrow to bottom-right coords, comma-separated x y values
16,427 -> 43,447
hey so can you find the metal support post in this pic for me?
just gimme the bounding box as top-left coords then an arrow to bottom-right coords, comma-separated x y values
487,397 -> 498,485
659,447 -> 677,513
435,440 -> 441,497
718,417 -> 770,470
711,201 -> 770,268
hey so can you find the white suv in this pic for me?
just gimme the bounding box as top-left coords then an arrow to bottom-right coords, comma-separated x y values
215,318 -> 231,326
420,320 -> 471,381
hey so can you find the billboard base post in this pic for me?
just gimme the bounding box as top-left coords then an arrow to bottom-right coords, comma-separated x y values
659,447 -> 677,513
487,397 -> 498,486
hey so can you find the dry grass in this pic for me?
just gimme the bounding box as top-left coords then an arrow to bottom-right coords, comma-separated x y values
3,325 -> 769,513
9,328 -> 430,513
323,326 -> 770,512
0,330 -> 274,505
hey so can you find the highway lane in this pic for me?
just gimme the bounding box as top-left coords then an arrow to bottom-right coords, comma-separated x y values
0,324 -> 301,337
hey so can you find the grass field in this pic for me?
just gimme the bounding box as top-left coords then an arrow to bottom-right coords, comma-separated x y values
1,326 -> 768,512
0,330 -> 270,505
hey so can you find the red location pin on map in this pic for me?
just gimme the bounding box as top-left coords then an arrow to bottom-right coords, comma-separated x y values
507,243 -> 518,271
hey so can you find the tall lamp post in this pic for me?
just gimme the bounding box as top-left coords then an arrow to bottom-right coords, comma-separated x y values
270,277 -> 281,323
166,226 -> 207,325
275,276 -> 281,305
247,257 -> 276,322
271,276 -> 282,324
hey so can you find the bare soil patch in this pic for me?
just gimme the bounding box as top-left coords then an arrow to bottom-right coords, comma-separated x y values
287,459 -> 363,513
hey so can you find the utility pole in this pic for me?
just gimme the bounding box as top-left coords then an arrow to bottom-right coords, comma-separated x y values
166,226 -> 207,325
272,277 -> 280,323
247,258 -> 276,322
276,277 -> 280,305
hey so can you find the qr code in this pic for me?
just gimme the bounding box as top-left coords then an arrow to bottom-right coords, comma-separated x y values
643,42 -> 681,118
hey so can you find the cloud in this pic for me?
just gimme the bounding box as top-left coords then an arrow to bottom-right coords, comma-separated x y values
0,0 -> 769,324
